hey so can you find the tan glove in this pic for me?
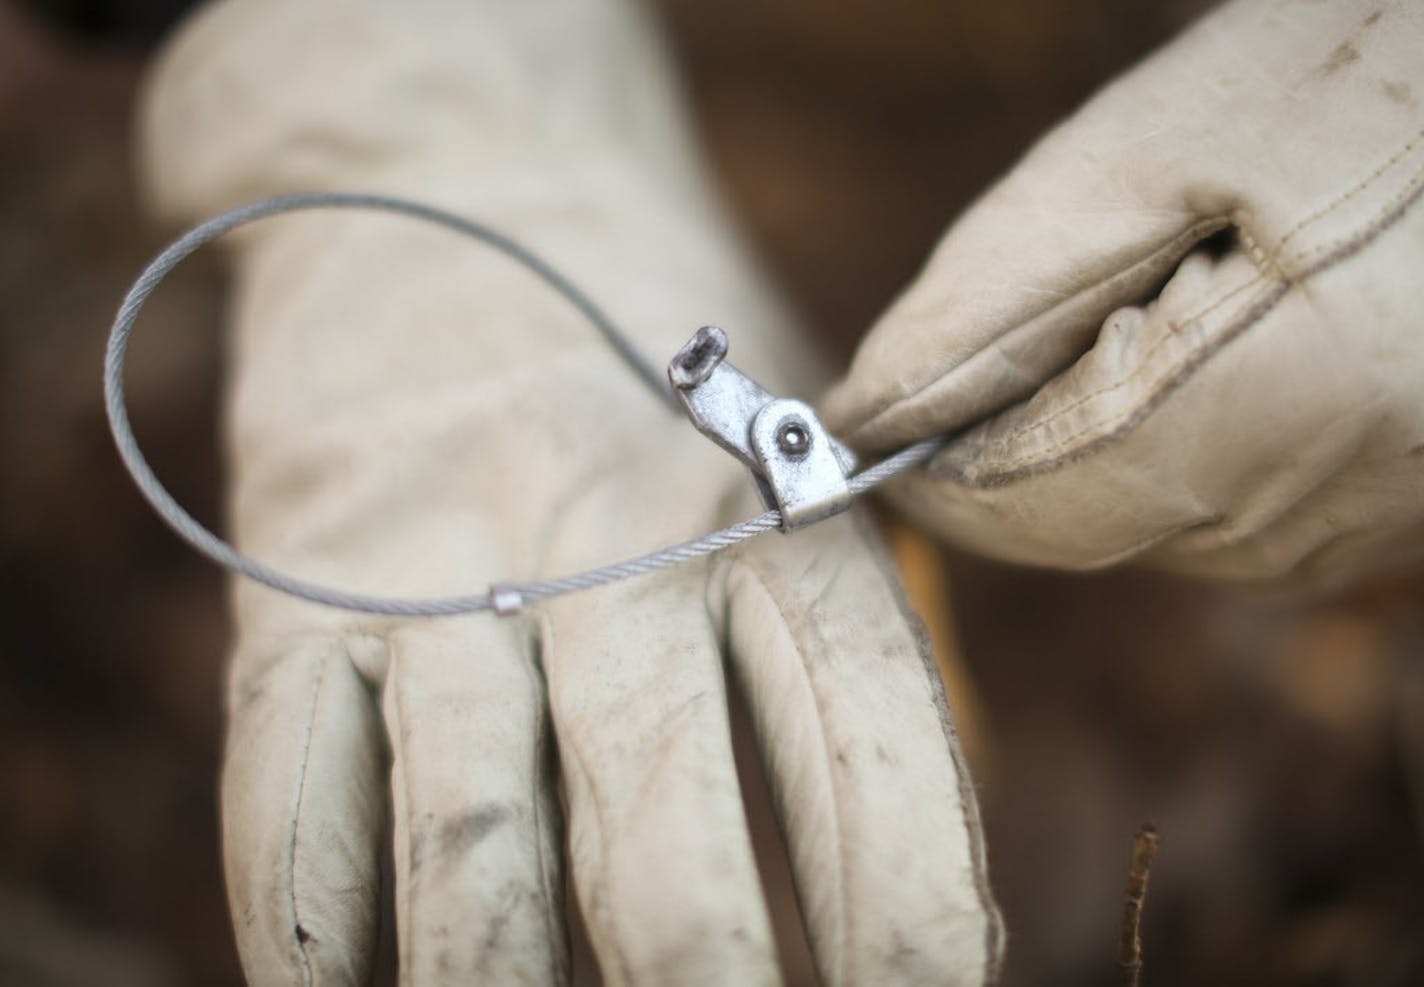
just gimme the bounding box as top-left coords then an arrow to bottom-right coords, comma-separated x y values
142,0 -> 1000,983
824,0 -> 1424,586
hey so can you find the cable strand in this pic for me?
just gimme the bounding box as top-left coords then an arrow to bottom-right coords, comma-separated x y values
105,192 -> 943,618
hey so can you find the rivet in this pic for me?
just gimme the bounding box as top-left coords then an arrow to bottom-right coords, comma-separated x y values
775,418 -> 812,458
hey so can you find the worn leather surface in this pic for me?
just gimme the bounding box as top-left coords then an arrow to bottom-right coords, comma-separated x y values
141,0 -> 1000,982
824,0 -> 1424,586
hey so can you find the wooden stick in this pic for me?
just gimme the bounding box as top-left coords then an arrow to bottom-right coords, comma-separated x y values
1120,823 -> 1160,987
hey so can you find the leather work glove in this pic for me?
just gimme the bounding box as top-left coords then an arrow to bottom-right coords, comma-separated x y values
824,0 -> 1424,587
142,0 -> 1000,983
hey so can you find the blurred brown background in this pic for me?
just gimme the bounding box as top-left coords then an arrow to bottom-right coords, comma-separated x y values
2,0 -> 1422,984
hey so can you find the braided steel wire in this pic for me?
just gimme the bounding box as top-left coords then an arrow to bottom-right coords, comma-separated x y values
105,192 -> 943,617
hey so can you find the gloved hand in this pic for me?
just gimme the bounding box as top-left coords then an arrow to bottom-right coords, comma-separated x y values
824,0 -> 1424,586
141,0 -> 999,983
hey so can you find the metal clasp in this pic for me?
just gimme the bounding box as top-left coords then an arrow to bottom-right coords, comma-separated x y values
668,326 -> 857,531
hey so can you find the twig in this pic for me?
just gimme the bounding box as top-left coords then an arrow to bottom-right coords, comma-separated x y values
1119,823 -> 1160,987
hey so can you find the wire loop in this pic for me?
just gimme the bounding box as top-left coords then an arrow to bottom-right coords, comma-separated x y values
104,192 -> 944,617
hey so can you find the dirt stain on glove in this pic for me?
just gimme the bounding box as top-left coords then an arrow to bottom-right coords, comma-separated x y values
440,804 -> 513,860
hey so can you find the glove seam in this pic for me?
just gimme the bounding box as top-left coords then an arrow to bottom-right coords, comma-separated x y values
845,214 -> 1228,443
950,131 -> 1424,485
1258,128 -> 1424,275
988,128 -> 1424,452
940,275 -> 1278,480
988,267 -> 1269,448
287,648 -> 331,987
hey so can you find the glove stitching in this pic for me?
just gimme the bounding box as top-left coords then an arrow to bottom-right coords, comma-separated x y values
287,649 -> 331,987
957,152 -> 1424,484
1267,128 -> 1424,258
1009,159 -> 1424,465
986,270 -> 1268,447
730,555 -> 851,986
966,136 -> 1424,478
1233,220 -> 1275,278
953,278 -> 1287,480
990,129 -> 1424,450
846,216 -> 1228,442
1282,158 -> 1424,268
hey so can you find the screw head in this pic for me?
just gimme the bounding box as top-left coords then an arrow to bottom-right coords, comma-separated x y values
775,418 -> 812,458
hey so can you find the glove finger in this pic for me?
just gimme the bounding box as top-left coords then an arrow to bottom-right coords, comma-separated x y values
820,114 -> 1229,450
222,631 -> 386,985
140,0 -> 707,222
824,0 -> 1424,452
899,197 -> 1424,581
883,247 -> 1258,572
540,475 -> 779,986
717,511 -> 1002,986
382,617 -> 567,984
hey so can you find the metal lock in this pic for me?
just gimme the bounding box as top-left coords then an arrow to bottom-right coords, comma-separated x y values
669,326 -> 857,530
